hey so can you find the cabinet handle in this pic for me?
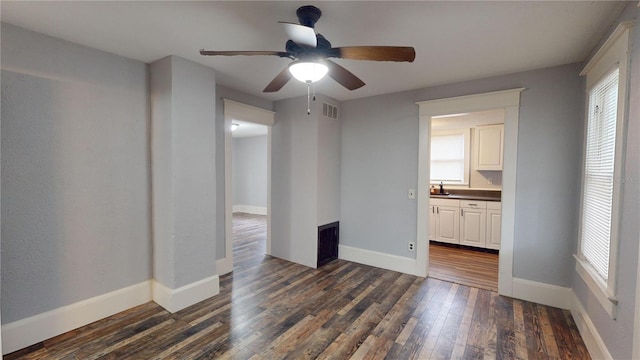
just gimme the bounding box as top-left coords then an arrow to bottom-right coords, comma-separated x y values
437,207 -> 439,214
432,206 -> 435,214
468,203 -> 477,207
461,209 -> 464,216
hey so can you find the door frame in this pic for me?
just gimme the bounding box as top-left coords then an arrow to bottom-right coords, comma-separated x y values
416,88 -> 524,297
218,99 -> 275,274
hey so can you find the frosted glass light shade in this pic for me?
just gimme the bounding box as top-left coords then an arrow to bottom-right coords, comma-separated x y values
288,61 -> 328,83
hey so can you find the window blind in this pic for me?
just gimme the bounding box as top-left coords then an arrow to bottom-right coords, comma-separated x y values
580,68 -> 619,280
431,133 -> 465,183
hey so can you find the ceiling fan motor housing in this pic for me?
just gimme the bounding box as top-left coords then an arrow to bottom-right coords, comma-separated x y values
296,5 -> 322,28
285,34 -> 332,60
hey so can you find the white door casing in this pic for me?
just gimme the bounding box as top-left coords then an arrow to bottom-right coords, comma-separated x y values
416,88 -> 524,297
220,99 -> 275,275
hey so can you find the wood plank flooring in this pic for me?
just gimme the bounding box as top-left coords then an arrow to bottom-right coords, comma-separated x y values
428,242 -> 499,292
6,213 -> 590,360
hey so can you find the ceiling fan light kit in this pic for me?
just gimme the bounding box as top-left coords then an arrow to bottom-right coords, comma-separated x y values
200,5 -> 415,112
288,60 -> 329,83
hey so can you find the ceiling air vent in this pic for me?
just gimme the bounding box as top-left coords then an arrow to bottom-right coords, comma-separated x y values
322,103 -> 338,120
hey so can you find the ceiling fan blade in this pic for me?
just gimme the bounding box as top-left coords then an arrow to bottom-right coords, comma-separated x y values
263,66 -> 292,93
200,49 -> 290,58
330,46 -> 416,62
279,22 -> 317,47
325,60 -> 365,91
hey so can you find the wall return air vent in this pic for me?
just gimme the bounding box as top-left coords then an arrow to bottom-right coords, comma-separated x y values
322,103 -> 338,120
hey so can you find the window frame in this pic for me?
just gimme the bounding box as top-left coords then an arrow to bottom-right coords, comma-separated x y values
575,22 -> 631,319
429,129 -> 470,186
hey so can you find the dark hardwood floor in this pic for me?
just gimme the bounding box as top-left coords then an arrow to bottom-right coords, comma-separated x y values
6,213 -> 590,359
428,242 -> 499,292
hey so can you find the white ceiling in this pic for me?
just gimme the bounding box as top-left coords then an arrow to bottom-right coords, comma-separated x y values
1,1 -> 628,102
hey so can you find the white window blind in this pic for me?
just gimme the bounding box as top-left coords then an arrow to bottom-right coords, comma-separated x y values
580,68 -> 619,281
430,131 -> 467,184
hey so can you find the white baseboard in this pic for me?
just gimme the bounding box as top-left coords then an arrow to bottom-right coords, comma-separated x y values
152,275 -> 220,313
232,205 -> 267,215
570,291 -> 613,360
339,244 -> 417,275
512,277 -> 573,309
216,257 -> 233,275
1,281 -> 151,355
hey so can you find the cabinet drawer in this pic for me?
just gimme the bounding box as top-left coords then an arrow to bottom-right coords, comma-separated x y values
487,201 -> 502,210
430,198 -> 460,207
460,200 -> 486,209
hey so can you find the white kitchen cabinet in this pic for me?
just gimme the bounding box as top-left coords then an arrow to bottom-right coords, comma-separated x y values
475,124 -> 504,170
486,201 -> 502,250
460,200 -> 486,248
429,198 -> 460,244
430,198 -> 501,250
429,205 -> 437,240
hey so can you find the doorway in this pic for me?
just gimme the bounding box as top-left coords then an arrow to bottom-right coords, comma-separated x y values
427,109 -> 504,291
231,121 -> 269,269
416,88 -> 524,297
219,99 -> 274,275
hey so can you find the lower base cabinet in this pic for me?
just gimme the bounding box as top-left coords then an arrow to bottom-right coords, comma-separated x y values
429,198 -> 501,250
486,202 -> 502,250
460,200 -> 486,247
430,199 -> 460,244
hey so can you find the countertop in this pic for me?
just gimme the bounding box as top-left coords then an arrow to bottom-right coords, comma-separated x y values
430,194 -> 501,201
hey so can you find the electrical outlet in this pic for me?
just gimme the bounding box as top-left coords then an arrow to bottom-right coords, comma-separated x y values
408,188 -> 416,199
487,177 -> 493,185
408,242 -> 415,251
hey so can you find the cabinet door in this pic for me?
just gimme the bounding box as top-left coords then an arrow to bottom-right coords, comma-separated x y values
475,124 -> 504,170
436,206 -> 459,244
460,207 -> 486,247
429,205 -> 437,240
486,209 -> 502,250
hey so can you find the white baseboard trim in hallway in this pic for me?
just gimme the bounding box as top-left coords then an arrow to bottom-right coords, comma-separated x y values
570,291 -> 613,360
152,275 -> 220,314
1,281 -> 151,355
338,244 -> 417,275
216,257 -> 233,275
232,205 -> 267,215
512,277 -> 573,310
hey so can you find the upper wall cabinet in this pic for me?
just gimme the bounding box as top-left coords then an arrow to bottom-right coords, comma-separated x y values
475,124 -> 504,170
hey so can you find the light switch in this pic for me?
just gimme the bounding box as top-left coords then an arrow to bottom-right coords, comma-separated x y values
408,188 -> 416,200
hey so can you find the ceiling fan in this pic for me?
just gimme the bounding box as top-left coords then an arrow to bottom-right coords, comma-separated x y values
200,5 -> 416,93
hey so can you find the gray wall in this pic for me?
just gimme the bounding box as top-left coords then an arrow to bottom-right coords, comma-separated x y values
316,95 -> 341,226
1,24 -> 151,322
215,85 -> 273,261
341,63 -> 584,283
572,4 -> 640,359
271,97 -> 319,268
232,135 -> 267,208
270,95 -> 342,267
150,56 -> 217,288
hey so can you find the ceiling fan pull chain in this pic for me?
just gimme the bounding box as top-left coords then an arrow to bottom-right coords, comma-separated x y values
307,81 -> 312,115
312,83 -> 316,102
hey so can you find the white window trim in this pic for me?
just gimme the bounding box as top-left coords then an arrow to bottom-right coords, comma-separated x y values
576,21 -> 632,319
430,129 -> 471,186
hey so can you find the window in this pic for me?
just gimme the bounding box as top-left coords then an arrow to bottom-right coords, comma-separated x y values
430,129 -> 470,185
575,22 -> 631,319
580,68 -> 618,281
